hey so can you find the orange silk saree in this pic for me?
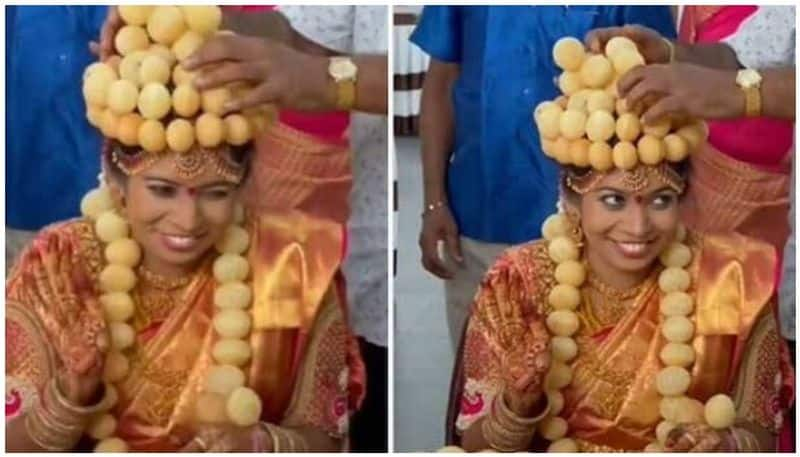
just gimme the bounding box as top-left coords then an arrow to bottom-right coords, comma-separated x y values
449,232 -> 793,451
5,121 -> 365,451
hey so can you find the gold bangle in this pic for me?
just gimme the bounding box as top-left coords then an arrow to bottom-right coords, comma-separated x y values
25,398 -> 83,451
50,377 -> 106,416
663,38 -> 676,63
481,392 -> 541,452
260,422 -> 281,452
731,427 -> 761,451
261,422 -> 310,452
496,388 -> 550,428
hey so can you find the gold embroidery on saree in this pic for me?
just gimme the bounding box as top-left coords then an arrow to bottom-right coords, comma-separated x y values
6,302 -> 57,390
134,362 -> 191,427
572,336 -> 637,420
282,292 -> 349,439
732,311 -> 782,433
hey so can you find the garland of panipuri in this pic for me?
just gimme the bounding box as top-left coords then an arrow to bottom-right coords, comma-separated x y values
80,184 -> 260,452
77,6 -> 269,452
533,36 -> 735,453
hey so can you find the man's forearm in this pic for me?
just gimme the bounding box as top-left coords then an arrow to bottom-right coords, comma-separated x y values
353,55 -> 388,114
222,10 -> 293,44
674,42 -> 741,70
222,10 -> 334,56
419,61 -> 459,205
761,67 -> 795,120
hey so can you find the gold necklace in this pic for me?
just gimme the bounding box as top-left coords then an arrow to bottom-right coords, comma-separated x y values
137,264 -> 193,290
585,270 -> 645,302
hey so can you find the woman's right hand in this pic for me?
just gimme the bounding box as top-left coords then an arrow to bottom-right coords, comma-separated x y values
500,321 -> 551,417
25,234 -> 108,406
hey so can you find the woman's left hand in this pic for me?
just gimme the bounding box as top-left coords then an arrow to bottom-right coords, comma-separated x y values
618,62 -> 745,124
178,423 -> 273,452
664,423 -> 735,452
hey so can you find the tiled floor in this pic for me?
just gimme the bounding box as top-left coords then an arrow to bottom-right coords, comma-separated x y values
394,136 -> 455,452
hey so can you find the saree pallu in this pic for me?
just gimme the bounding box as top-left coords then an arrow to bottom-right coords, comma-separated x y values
449,233 -> 793,451
681,143 -> 791,256
242,120 -> 365,422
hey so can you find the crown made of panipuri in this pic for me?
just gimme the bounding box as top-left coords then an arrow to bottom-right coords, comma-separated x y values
83,6 -> 272,164
534,36 -> 708,182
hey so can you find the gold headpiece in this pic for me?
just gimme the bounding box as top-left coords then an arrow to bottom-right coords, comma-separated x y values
534,36 -> 708,192
107,141 -> 247,183
83,5 -> 274,176
563,162 -> 686,195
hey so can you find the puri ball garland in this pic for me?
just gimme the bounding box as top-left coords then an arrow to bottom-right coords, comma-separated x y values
80,183 -> 261,452
82,5 -> 272,155
533,36 -> 734,453
78,5 -> 269,452
539,214 -> 736,452
536,36 -> 707,171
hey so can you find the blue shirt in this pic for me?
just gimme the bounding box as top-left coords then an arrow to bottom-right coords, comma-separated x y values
7,6 -> 108,230
411,6 -> 676,243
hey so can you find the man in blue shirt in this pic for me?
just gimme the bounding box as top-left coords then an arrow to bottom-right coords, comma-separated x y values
6,6 -> 107,269
411,6 -> 675,348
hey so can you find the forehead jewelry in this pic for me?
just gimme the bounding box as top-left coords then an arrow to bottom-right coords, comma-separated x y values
621,167 -> 649,193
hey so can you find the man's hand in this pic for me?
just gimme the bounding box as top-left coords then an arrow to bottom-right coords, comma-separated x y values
585,25 -> 671,64
184,34 -> 336,113
418,205 -> 462,279
89,6 -> 122,60
618,62 -> 744,123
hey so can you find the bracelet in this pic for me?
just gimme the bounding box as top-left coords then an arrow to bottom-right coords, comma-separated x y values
421,200 -> 446,217
259,422 -> 281,452
259,422 -> 310,453
663,38 -> 676,63
730,426 -> 761,451
24,379 -> 93,451
52,377 -> 106,416
481,389 -> 547,452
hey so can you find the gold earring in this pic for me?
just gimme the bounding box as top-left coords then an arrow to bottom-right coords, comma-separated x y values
563,207 -> 584,246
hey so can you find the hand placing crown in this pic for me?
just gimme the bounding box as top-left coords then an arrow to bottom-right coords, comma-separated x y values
534,36 -> 708,172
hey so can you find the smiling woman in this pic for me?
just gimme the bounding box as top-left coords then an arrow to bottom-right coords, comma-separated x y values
5,5 -> 364,452
104,142 -> 249,278
443,34 -> 793,453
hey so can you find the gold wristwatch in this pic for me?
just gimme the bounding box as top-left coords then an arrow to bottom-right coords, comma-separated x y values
328,56 -> 358,111
735,68 -> 763,117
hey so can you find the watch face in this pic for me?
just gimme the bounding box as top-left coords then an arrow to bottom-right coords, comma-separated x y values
330,58 -> 357,81
737,69 -> 762,88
